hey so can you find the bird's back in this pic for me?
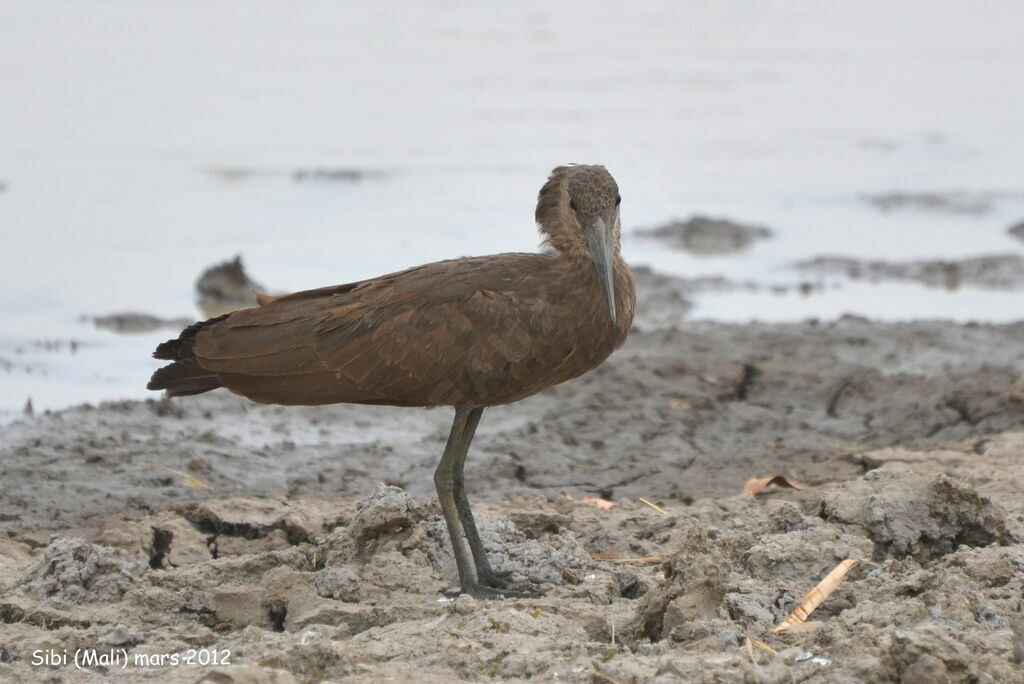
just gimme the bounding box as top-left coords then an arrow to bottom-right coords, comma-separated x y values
149,252 -> 634,409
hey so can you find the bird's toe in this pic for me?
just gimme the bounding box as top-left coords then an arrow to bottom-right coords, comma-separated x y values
464,582 -> 545,600
477,567 -> 516,589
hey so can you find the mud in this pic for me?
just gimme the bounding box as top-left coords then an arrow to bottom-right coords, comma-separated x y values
795,253 -> 1024,290
291,168 -> 372,183
635,216 -> 772,255
87,314 -> 197,335
863,191 -> 998,216
203,167 -> 383,184
1007,220 -> 1024,244
2,268 -> 1024,682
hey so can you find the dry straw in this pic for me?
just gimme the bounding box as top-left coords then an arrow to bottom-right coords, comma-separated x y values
774,559 -> 858,635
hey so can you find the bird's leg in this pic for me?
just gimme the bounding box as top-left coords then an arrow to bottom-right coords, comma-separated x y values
436,407 -> 537,598
449,407 -> 512,588
434,408 -> 479,595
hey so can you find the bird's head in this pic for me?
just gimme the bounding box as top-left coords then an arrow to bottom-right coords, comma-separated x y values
535,164 -> 622,323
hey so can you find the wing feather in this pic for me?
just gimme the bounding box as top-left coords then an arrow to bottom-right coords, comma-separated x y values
178,253 -> 591,407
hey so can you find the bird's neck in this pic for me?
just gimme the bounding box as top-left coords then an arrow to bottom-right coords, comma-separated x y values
553,247 -> 634,341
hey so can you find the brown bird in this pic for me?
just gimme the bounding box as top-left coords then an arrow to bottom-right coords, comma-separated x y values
148,164 -> 635,597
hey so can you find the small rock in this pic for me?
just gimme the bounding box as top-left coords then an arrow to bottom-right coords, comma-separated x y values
315,566 -> 362,603
454,595 -> 477,615
349,484 -> 427,548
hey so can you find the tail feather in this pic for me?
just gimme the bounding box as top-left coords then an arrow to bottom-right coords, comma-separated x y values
148,358 -> 222,396
149,314 -> 229,396
153,314 -> 228,360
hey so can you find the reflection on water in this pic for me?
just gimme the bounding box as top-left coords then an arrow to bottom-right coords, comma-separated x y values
2,0 -> 1024,417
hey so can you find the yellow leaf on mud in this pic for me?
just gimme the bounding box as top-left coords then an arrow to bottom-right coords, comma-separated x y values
741,475 -> 806,496
560,491 -> 615,509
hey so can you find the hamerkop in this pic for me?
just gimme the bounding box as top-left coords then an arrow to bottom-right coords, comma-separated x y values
148,164 -> 635,597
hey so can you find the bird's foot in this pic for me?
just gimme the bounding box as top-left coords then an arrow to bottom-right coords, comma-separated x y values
463,581 -> 544,600
476,566 -> 546,597
476,567 -> 516,589
441,571 -> 546,600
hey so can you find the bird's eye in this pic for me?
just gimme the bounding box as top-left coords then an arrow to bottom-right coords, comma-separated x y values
569,199 -> 577,212
615,194 -> 622,206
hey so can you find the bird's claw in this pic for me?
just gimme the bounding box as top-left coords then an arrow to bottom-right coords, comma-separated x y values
442,570 -> 546,599
463,582 -> 545,600
477,567 -> 516,589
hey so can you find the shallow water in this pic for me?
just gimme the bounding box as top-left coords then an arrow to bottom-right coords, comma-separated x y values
2,0 -> 1024,418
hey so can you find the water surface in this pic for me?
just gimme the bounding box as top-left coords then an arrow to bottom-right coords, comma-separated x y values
2,1 -> 1023,418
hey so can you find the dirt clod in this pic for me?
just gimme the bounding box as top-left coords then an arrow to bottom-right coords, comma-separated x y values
819,466 -> 1015,561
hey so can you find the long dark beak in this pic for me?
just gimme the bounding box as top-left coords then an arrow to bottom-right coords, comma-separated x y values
584,218 -> 617,324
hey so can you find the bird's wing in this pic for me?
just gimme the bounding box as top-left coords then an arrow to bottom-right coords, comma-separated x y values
191,255 -> 574,407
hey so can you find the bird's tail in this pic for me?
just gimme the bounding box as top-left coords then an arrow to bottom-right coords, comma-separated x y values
147,315 -> 227,397
147,358 -> 221,396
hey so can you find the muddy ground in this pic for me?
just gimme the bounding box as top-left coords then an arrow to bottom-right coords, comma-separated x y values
2,268 -> 1024,683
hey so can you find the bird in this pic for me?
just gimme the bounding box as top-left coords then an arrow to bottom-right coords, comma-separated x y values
148,164 -> 635,598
